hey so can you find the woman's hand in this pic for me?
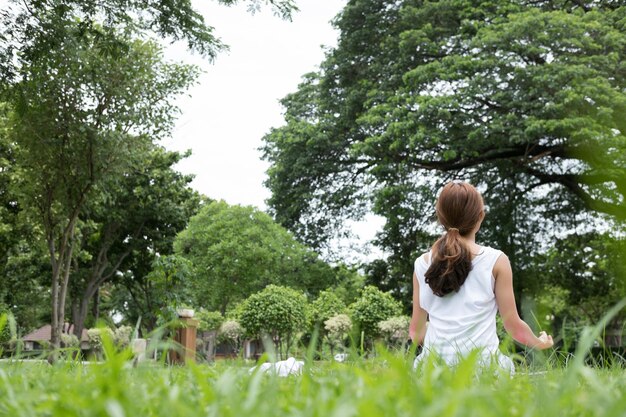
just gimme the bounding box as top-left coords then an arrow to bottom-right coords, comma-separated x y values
535,331 -> 554,350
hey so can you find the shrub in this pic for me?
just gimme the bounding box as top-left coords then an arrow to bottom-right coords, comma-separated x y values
218,320 -> 244,354
60,333 -> 80,349
0,310 -> 14,349
87,328 -> 115,351
239,285 -> 307,359
310,290 -> 346,328
219,320 -> 244,343
349,286 -> 402,342
378,316 -> 410,348
324,314 -> 352,354
114,325 -> 133,348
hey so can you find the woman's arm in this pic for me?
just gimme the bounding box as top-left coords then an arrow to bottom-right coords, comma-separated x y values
409,271 -> 428,345
494,254 -> 553,350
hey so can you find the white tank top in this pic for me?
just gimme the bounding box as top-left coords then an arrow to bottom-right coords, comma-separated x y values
414,246 -> 503,360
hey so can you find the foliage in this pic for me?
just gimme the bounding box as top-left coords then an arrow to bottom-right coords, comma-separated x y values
114,326 -> 133,348
0,0 -> 298,70
0,0 -> 296,349
349,286 -> 402,341
134,255 -> 195,332
175,201 -> 335,313
69,145 -> 201,338
324,313 -> 352,354
87,328 -> 115,350
377,316 -> 410,348
261,0 -> 626,307
6,19 -> 199,349
0,310 -> 15,348
239,285 -> 307,359
528,233 -> 626,334
196,310 -> 224,332
326,265 -> 367,306
0,105 -> 49,334
309,290 -> 346,328
218,320 -> 244,356
60,333 -> 80,349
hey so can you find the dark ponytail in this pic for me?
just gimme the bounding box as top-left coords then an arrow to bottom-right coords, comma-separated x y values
424,182 -> 483,297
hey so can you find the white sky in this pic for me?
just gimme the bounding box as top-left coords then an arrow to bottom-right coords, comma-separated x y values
163,0 -> 347,210
162,1 -> 386,261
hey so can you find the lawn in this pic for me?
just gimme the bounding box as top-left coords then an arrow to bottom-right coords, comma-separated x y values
1,348 -> 625,417
2,306 -> 626,417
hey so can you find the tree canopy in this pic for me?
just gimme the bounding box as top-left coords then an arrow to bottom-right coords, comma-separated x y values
262,0 -> 626,304
174,201 -> 336,314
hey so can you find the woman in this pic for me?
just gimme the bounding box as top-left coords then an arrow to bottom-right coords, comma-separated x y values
409,181 -> 553,373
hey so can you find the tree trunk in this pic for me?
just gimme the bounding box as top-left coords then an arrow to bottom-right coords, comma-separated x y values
73,280 -> 99,339
48,237 -> 62,352
92,287 -> 100,322
72,236 -> 136,339
49,216 -> 78,354
73,298 -> 90,341
57,233 -> 75,342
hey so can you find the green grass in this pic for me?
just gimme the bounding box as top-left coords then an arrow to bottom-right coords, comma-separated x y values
0,350 -> 625,417
2,302 -> 626,417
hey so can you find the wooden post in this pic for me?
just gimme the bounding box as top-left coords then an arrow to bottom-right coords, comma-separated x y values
171,310 -> 199,365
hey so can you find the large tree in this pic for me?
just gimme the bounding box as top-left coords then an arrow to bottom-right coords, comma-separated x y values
8,26 -> 198,349
174,201 -> 336,314
262,0 -> 626,304
68,145 -> 200,338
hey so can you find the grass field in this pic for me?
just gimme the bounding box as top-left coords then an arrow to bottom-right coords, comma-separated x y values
2,305 -> 626,417
1,347 -> 625,417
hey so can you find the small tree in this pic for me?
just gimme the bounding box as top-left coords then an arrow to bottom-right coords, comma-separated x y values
378,316 -> 410,350
324,314 -> 352,356
87,327 -> 115,359
239,285 -> 307,359
349,286 -> 402,347
114,326 -> 133,348
0,310 -> 12,349
60,333 -> 80,349
60,333 -> 80,359
196,310 -> 224,332
218,320 -> 244,356
0,310 -> 17,354
195,309 -> 223,361
310,290 -> 346,328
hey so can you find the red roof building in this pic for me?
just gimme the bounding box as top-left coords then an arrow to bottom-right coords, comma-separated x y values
22,324 -> 90,350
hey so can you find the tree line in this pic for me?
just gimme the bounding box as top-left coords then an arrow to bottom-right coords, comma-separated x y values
0,0 -> 301,351
1,0 -> 625,354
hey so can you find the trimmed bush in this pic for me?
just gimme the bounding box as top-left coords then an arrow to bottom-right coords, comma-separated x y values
324,314 -> 352,354
378,316 -> 410,348
239,285 -> 307,359
349,286 -> 402,342
310,290 -> 346,327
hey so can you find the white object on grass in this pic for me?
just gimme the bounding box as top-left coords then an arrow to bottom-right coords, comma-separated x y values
333,353 -> 348,362
250,357 -> 304,376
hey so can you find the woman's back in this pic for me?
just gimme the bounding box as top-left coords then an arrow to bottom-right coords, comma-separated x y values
414,246 -> 512,370
409,181 -> 552,374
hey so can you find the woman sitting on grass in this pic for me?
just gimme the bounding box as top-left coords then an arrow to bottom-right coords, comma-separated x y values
409,181 -> 553,373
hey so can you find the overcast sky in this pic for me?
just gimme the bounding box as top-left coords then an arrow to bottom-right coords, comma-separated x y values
163,0 -> 346,210
162,1 -> 384,260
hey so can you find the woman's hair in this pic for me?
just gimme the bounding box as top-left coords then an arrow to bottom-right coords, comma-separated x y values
424,181 -> 484,297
